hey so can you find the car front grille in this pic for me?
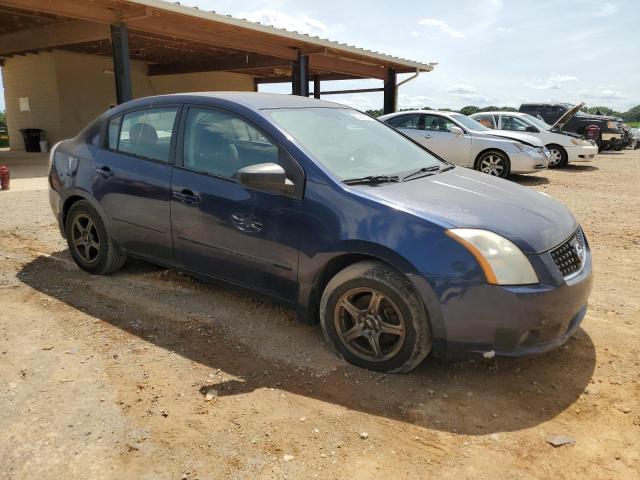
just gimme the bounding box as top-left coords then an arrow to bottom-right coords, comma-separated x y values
550,228 -> 586,278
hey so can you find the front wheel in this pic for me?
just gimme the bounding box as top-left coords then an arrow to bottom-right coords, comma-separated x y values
546,144 -> 568,168
319,261 -> 432,373
475,150 -> 510,178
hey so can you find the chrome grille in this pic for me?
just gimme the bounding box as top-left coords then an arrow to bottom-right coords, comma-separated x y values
550,228 -> 586,277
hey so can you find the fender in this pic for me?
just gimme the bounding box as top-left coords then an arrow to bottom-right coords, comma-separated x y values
58,187 -> 112,238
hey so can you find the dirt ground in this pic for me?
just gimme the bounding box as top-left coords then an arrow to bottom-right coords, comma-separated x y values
1,150 -> 638,479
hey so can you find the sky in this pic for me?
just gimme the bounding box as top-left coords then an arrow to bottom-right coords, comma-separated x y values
1,0 -> 638,112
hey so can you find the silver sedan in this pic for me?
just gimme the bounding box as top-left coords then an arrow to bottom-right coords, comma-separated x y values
379,110 -> 550,178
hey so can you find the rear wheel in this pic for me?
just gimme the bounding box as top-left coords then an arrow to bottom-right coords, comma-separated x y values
319,261 -> 432,373
475,150 -> 510,178
65,200 -> 126,274
546,144 -> 568,168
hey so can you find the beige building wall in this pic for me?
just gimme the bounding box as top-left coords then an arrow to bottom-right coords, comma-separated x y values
2,50 -> 255,150
2,52 -> 62,151
149,71 -> 255,95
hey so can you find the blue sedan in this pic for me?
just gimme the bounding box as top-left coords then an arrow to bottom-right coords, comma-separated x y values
48,92 -> 593,372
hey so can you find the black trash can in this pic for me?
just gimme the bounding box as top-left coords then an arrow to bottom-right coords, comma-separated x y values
20,128 -> 44,152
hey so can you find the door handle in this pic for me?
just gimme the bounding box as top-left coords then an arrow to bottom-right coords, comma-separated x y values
172,189 -> 200,206
95,166 -> 113,177
423,134 -> 432,139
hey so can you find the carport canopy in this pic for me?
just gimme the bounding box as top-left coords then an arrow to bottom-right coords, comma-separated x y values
0,0 -> 435,113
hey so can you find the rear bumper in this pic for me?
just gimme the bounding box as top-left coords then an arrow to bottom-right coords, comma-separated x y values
409,247 -> 593,359
48,185 -> 65,237
602,132 -> 623,141
566,144 -> 597,163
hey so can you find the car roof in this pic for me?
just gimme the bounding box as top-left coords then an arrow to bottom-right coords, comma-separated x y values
108,92 -> 346,114
381,110 -> 458,118
471,111 -> 525,116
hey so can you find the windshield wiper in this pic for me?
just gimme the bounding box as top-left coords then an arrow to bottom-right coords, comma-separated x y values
343,175 -> 401,185
402,165 -> 441,182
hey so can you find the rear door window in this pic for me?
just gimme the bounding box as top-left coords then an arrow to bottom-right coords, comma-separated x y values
116,108 -> 179,162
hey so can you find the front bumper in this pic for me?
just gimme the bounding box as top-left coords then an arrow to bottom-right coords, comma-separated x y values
509,150 -> 549,174
566,144 -> 597,163
409,244 -> 593,359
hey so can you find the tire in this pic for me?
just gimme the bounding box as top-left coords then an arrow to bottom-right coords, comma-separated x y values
475,150 -> 510,178
65,200 -> 126,274
546,144 -> 568,168
319,261 -> 432,373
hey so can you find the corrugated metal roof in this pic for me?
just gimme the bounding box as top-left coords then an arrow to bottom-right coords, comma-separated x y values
127,0 -> 436,72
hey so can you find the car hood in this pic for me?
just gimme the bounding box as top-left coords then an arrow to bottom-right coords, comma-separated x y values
475,130 -> 544,147
552,103 -> 585,129
354,168 -> 577,254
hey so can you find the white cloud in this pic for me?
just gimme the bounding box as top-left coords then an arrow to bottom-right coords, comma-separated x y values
418,18 -> 465,39
526,74 -> 578,90
581,87 -> 628,101
409,31 -> 421,37
444,84 -> 491,104
447,84 -> 478,95
594,2 -> 618,17
497,27 -> 513,33
237,8 -> 327,35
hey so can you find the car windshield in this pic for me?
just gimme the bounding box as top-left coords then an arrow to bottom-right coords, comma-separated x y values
449,113 -> 490,132
265,108 -> 444,180
522,114 -> 552,130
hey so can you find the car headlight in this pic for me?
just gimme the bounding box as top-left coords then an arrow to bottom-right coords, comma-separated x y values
446,228 -> 539,285
515,143 -> 541,156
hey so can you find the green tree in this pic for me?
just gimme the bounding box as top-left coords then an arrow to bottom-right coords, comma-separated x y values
622,105 -> 640,122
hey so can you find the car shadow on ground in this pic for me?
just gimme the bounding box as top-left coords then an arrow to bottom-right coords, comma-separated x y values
18,254 -> 596,436
597,151 -> 625,156
509,174 -> 549,186
563,164 -> 599,172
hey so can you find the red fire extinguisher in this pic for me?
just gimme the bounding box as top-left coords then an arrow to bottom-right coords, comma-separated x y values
0,165 -> 9,190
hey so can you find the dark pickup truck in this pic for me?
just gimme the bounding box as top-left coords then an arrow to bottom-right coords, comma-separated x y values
519,103 -> 624,151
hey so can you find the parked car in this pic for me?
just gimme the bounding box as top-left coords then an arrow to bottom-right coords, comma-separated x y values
632,128 -> 640,149
49,93 -> 592,372
470,110 -> 598,168
379,110 -> 549,178
620,123 -> 634,150
518,103 -> 623,151
0,122 -> 8,148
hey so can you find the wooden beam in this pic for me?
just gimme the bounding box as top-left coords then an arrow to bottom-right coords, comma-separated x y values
317,87 -> 384,96
0,0 -> 119,24
256,73 -> 360,84
0,19 -> 110,56
128,17 -> 298,60
147,53 -> 291,76
308,53 -> 386,80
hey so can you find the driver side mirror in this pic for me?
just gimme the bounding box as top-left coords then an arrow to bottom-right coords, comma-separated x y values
235,163 -> 295,196
450,126 -> 464,136
525,126 -> 539,133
